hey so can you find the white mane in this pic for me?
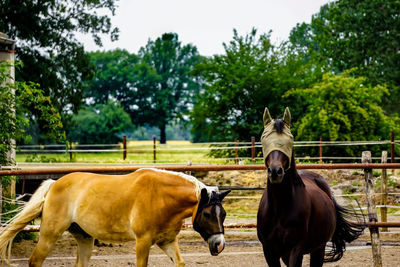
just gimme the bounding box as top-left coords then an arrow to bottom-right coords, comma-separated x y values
137,168 -> 218,199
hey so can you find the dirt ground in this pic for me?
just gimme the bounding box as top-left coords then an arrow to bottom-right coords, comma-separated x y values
6,169 -> 400,266
8,230 -> 400,266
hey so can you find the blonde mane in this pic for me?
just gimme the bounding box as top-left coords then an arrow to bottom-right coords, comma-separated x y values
137,168 -> 218,199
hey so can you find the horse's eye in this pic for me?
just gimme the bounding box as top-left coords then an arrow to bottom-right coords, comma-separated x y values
203,212 -> 211,218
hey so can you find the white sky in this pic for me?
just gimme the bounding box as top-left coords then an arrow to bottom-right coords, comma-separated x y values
80,0 -> 330,57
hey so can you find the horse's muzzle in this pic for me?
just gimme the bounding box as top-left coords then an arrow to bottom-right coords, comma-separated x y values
207,234 -> 225,256
268,166 -> 284,184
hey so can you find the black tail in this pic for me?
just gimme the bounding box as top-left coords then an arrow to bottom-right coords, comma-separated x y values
324,198 -> 366,262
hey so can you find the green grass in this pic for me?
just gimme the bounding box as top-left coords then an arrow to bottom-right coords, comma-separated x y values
16,140 -> 257,164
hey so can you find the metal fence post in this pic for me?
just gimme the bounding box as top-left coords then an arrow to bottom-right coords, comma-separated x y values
319,136 -> 323,163
381,151 -> 388,232
123,136 -> 127,160
234,138 -> 238,164
69,140 -> 73,162
391,131 -> 395,175
153,136 -> 157,163
251,137 -> 255,162
362,151 -> 382,267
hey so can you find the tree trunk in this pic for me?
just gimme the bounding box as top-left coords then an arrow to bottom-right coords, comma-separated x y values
160,123 -> 167,144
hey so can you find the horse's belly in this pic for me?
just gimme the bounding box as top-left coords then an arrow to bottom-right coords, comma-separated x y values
74,215 -> 136,242
83,224 -> 136,242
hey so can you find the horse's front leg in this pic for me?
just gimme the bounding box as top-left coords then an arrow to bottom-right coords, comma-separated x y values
262,246 -> 281,267
288,246 -> 304,267
157,238 -> 185,267
136,235 -> 153,267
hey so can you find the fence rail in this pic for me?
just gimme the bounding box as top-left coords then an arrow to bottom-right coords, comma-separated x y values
15,135 -> 398,164
2,163 -> 400,176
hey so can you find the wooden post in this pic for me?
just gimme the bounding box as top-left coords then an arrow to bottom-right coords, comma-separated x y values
69,140 -> 73,162
153,136 -> 157,163
362,151 -> 382,267
234,138 -> 238,164
251,137 -> 255,162
381,151 -> 388,232
390,131 -> 395,175
123,135 -> 127,160
319,136 -> 323,163
390,131 -> 395,163
22,175 -> 26,194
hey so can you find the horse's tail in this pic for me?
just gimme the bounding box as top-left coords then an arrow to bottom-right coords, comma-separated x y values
0,179 -> 55,263
324,197 -> 365,262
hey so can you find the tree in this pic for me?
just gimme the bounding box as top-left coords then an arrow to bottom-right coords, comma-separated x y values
86,34 -> 202,144
0,62 -> 63,165
85,49 -> 139,104
284,70 -> 400,157
191,28 -> 322,142
68,100 -> 132,144
290,0 -> 400,111
0,0 -> 119,132
135,33 -> 202,143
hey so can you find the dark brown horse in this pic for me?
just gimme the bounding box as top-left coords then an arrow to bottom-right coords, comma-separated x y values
257,107 -> 364,267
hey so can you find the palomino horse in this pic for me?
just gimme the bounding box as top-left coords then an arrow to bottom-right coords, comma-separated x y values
257,107 -> 364,267
0,168 -> 231,267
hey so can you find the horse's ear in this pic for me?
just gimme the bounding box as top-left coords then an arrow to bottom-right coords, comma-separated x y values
199,188 -> 209,204
218,189 -> 231,201
283,107 -> 291,125
263,107 -> 272,126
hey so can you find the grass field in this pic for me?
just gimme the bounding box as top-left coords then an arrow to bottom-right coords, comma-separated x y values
16,140 -> 260,164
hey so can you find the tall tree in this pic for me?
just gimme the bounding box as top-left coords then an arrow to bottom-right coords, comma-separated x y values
136,33 -> 202,143
85,49 -> 139,104
191,28 -> 322,142
87,34 -> 202,144
285,70 -> 400,157
0,0 -> 119,131
290,0 -> 400,111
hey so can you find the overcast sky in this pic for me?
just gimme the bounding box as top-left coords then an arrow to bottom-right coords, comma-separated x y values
80,0 -> 330,56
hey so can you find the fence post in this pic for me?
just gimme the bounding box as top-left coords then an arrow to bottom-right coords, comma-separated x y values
381,151 -> 388,232
391,131 -> 395,175
390,131 -> 395,163
123,136 -> 127,160
234,138 -> 238,164
251,137 -> 255,162
69,139 -> 73,162
362,151 -> 382,267
319,136 -> 323,163
153,136 -> 157,163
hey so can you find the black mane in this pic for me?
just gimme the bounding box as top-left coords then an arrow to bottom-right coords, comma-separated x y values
273,119 -> 285,134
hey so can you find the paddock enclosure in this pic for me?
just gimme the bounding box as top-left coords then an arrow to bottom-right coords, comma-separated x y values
1,158 -> 400,266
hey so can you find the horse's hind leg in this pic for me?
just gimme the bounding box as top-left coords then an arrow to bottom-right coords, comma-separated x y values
28,228 -> 66,267
69,224 -> 94,267
29,201 -> 71,266
310,245 -> 325,267
72,235 -> 94,267
157,238 -> 185,267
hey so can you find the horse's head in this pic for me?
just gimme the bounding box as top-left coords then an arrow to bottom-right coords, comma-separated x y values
193,188 -> 231,256
261,107 -> 293,184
